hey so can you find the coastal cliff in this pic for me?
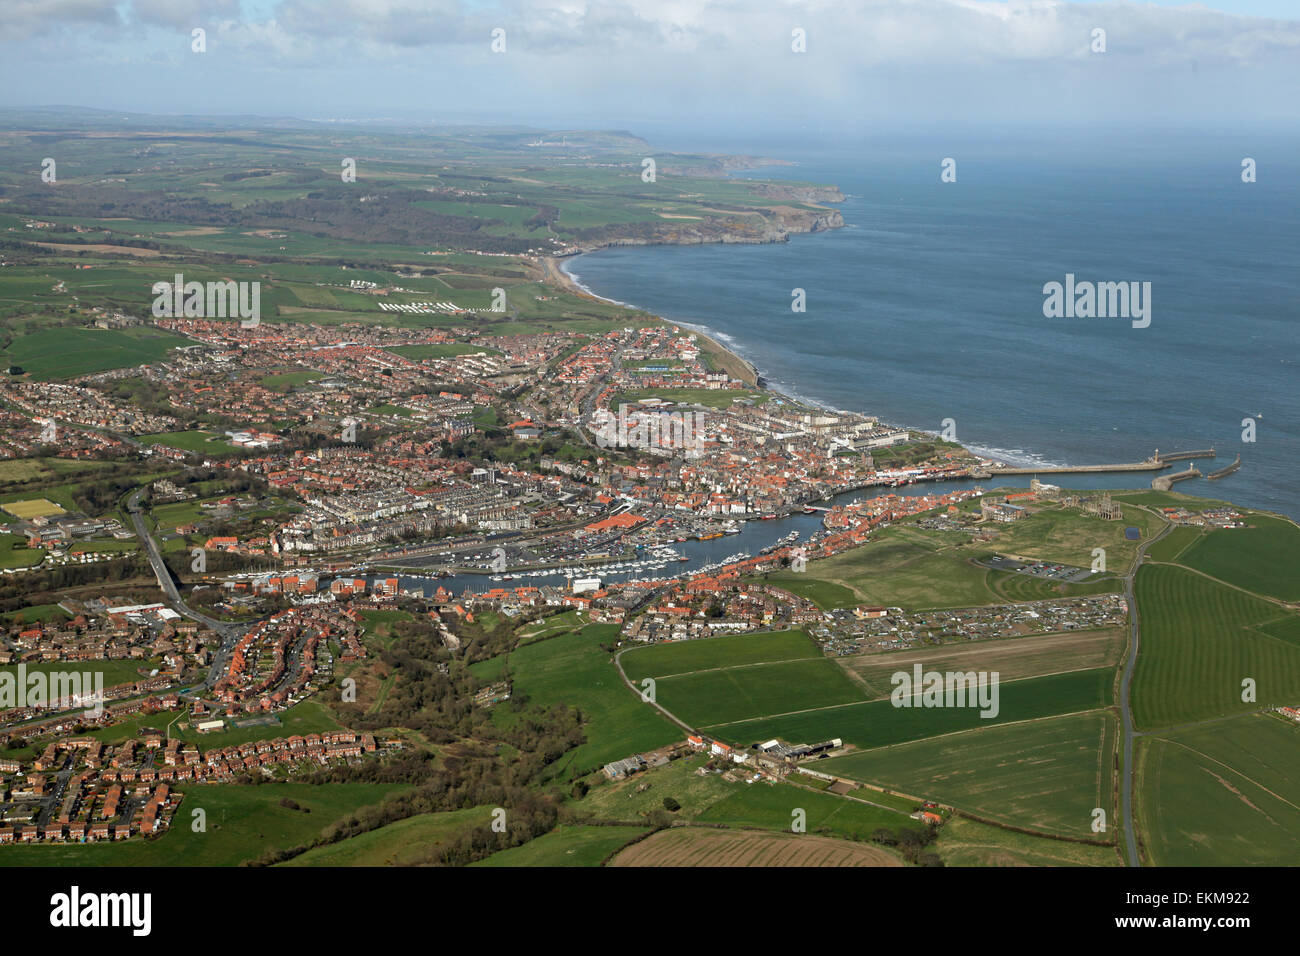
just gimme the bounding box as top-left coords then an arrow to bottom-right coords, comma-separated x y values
563,205 -> 845,252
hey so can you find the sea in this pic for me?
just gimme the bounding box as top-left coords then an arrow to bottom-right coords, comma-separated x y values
560,129 -> 1299,519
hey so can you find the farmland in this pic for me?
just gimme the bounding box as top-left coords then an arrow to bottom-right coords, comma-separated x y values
841,628 -> 1124,697
487,623 -> 678,776
621,628 -> 820,681
472,826 -> 651,867
607,827 -> 903,867
693,776 -> 922,840
1,326 -> 193,380
570,751 -> 923,839
1130,564 -> 1300,729
1142,524 -> 1203,563
820,712 -> 1117,840
937,816 -> 1121,867
1173,515 -> 1300,602
706,667 -> 1114,750
649,657 -> 865,727
1136,714 -> 1300,866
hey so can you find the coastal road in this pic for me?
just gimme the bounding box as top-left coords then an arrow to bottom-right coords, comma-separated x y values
1117,508 -> 1173,867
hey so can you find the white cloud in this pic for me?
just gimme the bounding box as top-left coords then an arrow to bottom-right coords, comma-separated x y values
0,0 -> 1296,126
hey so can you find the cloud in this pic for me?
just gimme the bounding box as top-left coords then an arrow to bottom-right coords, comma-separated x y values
243,0 -> 1300,67
0,0 -> 123,41
129,0 -> 244,30
0,0 -> 1296,127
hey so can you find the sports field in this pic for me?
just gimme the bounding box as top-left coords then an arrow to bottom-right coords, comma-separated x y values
139,430 -> 235,454
2,497 -> 66,519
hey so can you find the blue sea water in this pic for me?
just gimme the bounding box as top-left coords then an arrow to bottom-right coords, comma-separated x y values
564,133 -> 1299,518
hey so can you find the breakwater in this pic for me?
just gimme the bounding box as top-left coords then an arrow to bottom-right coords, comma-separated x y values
1152,465 -> 1202,491
1207,455 -> 1242,481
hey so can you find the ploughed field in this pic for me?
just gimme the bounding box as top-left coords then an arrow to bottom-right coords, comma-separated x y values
607,827 -> 903,867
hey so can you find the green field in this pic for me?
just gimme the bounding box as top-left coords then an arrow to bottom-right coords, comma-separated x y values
762,574 -> 860,610
282,806 -> 487,866
2,326 -> 193,380
769,524 -> 1120,611
1143,524 -> 1202,563
491,623 -> 678,776
0,783 -> 407,866
987,502 -> 1164,572
694,779 -> 923,843
2,603 -> 70,624
1130,564 -> 1300,730
843,628 -> 1124,698
571,752 -> 922,843
652,657 -> 865,728
358,608 -> 414,650
820,712 -> 1117,840
0,532 -> 44,569
471,825 -> 651,867
621,629 -> 821,682
706,667 -> 1115,751
140,430 -> 235,454
938,816 -> 1121,867
260,369 -> 323,391
1174,515 -> 1300,602
0,658 -> 151,688
1137,714 -> 1300,865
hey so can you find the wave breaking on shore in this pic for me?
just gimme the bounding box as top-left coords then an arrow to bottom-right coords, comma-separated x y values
556,253 -> 1073,474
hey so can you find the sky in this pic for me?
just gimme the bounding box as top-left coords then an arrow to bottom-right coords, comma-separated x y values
1,0 -> 1297,134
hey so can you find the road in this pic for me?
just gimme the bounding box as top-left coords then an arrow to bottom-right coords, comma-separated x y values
125,487 -> 247,690
1117,508 -> 1173,867
612,645 -> 696,735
